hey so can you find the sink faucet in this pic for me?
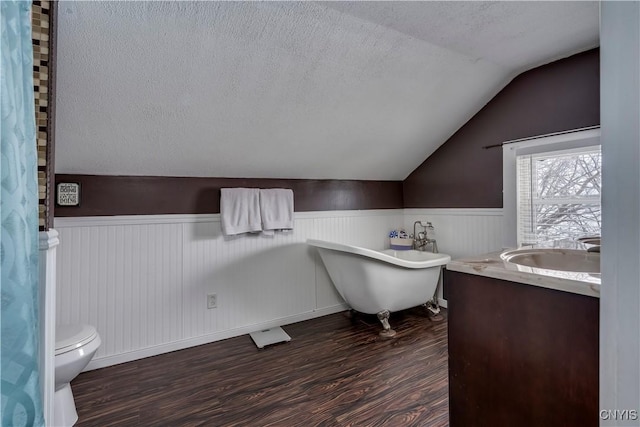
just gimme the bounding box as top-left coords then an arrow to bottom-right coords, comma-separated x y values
413,221 -> 438,253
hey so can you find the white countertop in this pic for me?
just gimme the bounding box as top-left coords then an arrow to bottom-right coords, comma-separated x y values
446,250 -> 601,298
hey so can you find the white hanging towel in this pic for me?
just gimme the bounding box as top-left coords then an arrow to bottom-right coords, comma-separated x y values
259,188 -> 294,232
220,188 -> 262,236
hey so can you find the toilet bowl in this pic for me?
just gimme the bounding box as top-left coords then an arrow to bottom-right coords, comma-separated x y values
54,324 -> 101,427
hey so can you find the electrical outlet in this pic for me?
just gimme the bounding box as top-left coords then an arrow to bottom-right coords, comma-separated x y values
207,293 -> 217,309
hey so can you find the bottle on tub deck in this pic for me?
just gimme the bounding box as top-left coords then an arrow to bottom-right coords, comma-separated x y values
389,228 -> 413,250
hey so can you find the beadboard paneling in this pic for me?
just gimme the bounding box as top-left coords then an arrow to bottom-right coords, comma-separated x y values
405,208 -> 503,307
55,209 -> 499,369
404,209 -> 504,259
56,223 -> 183,359
55,210 -> 404,369
181,222 -> 316,339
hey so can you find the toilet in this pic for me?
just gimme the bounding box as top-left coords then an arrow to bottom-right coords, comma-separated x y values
54,324 -> 101,427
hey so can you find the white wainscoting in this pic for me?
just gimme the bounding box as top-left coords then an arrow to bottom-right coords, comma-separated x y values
55,208 -> 502,370
404,209 -> 504,259
55,210 -> 405,370
404,209 -> 504,307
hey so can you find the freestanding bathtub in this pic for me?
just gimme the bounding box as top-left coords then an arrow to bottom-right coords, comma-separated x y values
307,239 -> 451,337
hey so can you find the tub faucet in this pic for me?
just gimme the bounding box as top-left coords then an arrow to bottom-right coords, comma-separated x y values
413,221 -> 438,253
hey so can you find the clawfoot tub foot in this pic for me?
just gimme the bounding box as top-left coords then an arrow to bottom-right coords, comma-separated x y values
377,310 -> 396,338
423,299 -> 443,321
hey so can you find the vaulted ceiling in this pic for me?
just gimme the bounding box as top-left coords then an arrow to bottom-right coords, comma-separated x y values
54,1 -> 599,180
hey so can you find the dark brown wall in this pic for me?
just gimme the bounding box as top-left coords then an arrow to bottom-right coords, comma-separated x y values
54,175 -> 403,216
403,48 -> 600,208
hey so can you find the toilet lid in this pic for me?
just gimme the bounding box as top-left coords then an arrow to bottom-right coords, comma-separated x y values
55,324 -> 97,356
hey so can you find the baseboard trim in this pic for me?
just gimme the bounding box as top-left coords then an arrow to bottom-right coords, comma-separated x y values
85,303 -> 349,371
438,298 -> 448,309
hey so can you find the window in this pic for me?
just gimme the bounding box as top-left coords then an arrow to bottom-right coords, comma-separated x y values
517,147 -> 601,245
502,127 -> 601,248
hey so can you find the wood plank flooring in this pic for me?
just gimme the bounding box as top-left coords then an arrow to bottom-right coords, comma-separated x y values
72,308 -> 449,427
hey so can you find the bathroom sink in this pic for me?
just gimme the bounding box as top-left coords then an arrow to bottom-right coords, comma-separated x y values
577,236 -> 601,246
500,248 -> 600,274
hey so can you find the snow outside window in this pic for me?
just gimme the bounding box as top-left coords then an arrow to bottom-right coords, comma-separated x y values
516,147 -> 601,246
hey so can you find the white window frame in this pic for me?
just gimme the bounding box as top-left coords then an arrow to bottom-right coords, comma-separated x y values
502,127 -> 601,248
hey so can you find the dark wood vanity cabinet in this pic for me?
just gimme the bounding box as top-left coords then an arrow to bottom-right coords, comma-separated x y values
445,270 -> 599,427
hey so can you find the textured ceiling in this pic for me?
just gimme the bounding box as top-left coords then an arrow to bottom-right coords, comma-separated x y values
324,1 -> 599,72
55,1 -> 599,180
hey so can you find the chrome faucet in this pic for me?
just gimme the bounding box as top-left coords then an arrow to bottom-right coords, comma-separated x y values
413,221 -> 438,253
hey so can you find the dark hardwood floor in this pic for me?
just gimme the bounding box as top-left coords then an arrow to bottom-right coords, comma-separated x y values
72,308 -> 449,427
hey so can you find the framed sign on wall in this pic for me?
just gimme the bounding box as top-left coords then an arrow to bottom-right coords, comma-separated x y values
56,182 -> 80,207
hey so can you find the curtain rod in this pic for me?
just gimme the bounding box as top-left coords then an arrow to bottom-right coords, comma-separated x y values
481,125 -> 601,150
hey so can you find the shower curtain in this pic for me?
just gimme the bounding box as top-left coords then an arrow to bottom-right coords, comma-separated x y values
0,1 -> 44,426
